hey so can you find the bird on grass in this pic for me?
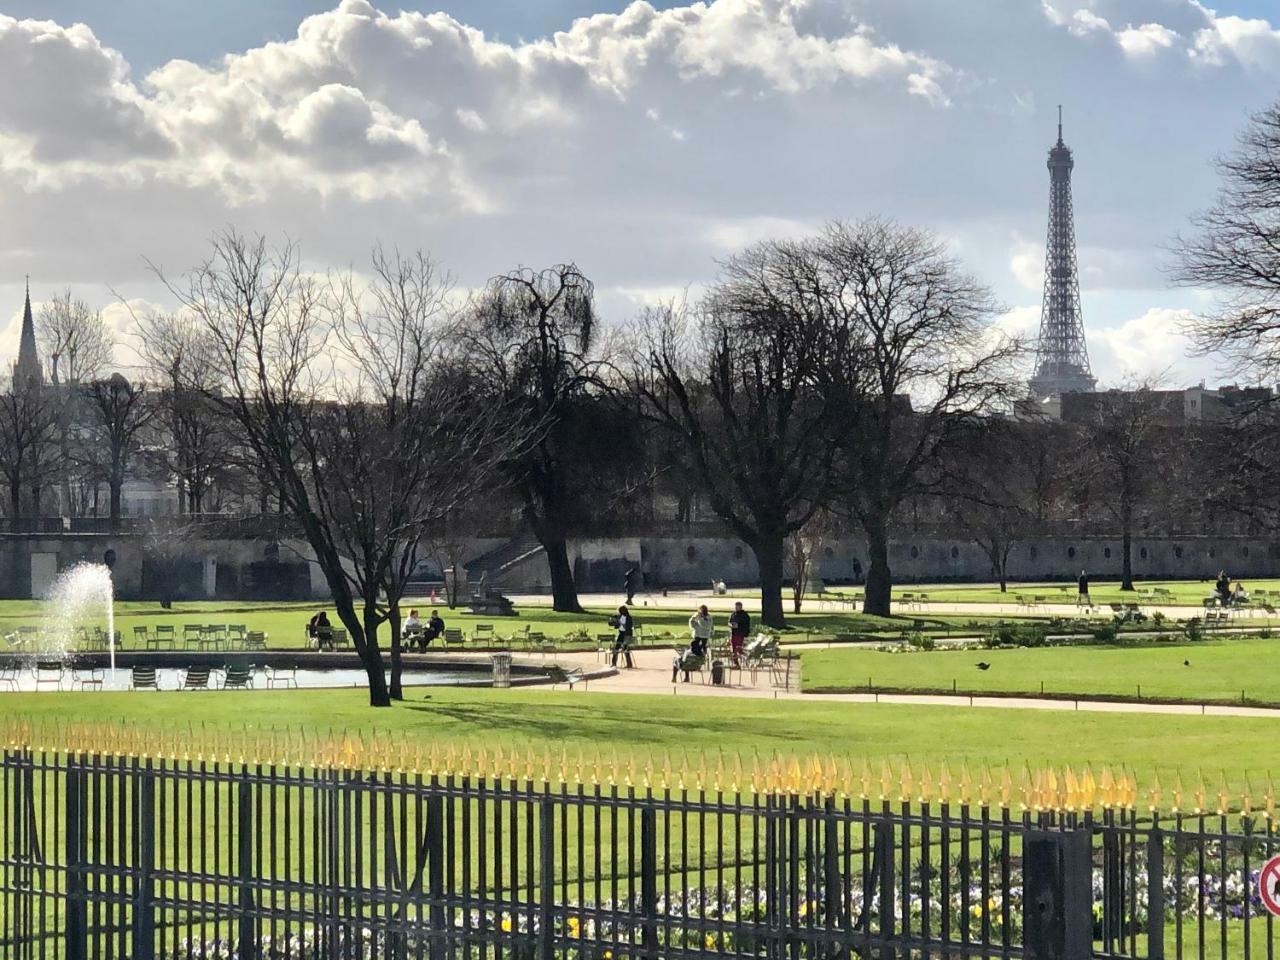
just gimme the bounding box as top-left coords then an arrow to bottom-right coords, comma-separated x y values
976,662 -> 991,671
1184,659 -> 1191,667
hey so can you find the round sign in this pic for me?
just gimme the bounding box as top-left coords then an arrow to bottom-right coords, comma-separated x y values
1259,856 -> 1280,917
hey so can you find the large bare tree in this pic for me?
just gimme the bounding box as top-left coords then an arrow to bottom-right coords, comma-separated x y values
1174,101 -> 1280,381
464,264 -> 614,614
632,242 -> 840,628
159,232 -> 514,706
812,220 -> 1019,617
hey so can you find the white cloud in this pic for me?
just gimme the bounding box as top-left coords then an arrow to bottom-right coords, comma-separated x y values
1191,16 -> 1280,73
1090,307 -> 1194,382
1009,238 -> 1044,292
1116,23 -> 1179,58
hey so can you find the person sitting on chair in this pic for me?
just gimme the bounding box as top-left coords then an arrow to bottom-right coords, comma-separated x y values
422,610 -> 446,649
403,609 -> 423,647
309,611 -> 333,650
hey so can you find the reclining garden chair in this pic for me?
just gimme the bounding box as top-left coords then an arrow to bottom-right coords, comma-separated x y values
546,664 -> 587,690
132,665 -> 159,691
221,664 -> 255,689
181,666 -> 211,691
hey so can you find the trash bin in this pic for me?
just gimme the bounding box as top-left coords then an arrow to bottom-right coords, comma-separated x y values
490,652 -> 512,689
711,659 -> 726,686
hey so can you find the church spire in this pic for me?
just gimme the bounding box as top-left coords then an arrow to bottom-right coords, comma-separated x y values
16,276 -> 42,386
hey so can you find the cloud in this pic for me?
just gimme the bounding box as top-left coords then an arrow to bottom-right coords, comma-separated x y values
1090,307 -> 1194,382
1,0 -> 1279,390
1116,23 -> 1179,58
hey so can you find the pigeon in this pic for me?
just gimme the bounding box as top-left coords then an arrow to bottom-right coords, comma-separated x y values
1183,660 -> 1191,667
976,662 -> 991,671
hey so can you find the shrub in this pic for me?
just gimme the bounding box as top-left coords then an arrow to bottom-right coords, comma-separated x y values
905,631 -> 935,651
1183,618 -> 1203,643
1091,623 -> 1119,644
985,623 -> 1048,648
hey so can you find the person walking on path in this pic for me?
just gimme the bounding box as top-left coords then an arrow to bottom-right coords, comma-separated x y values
610,605 -> 635,669
728,601 -> 750,666
1077,570 -> 1089,606
624,567 -> 639,606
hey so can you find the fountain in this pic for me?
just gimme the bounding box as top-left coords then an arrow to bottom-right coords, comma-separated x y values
40,563 -> 116,675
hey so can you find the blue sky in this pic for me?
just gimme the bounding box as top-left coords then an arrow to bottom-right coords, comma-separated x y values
1,0 -> 1279,386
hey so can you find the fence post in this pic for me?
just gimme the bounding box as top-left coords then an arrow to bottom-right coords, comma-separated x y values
65,758 -> 86,960
132,761 -> 156,960
1023,828 -> 1091,960
876,820 -> 894,960
427,792 -> 445,960
1146,827 -> 1164,960
237,777 -> 257,960
539,797 -> 555,960
823,798 -> 841,929
640,806 -> 658,959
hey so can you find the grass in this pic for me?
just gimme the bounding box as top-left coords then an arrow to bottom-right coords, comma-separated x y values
800,637 -> 1280,705
816,578 -> 1280,607
0,597 -> 1068,651
0,685 -> 1274,800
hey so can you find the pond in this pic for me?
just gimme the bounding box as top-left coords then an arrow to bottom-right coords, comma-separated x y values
0,664 -> 485,692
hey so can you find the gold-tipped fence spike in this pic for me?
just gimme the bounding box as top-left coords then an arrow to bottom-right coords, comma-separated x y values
879,760 -> 893,801
1194,772 -> 1207,815
898,762 -> 913,802
1148,773 -> 1162,813
1217,772 -> 1230,816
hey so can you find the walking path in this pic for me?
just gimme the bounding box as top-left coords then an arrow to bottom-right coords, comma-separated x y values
513,646 -> 1280,720
506,590 -> 1261,623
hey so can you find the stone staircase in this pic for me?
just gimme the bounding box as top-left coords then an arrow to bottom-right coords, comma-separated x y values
466,535 -> 546,589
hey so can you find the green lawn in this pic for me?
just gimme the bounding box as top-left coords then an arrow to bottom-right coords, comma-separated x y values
0,686 -> 1274,801
1,597 -> 1066,651
802,637 -> 1280,705
858,578 -> 1280,607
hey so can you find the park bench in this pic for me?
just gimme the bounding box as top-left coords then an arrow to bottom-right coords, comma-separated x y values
181,666 -> 211,691
546,665 -> 587,690
131,666 -> 159,691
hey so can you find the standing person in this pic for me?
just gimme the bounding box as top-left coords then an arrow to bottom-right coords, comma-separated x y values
623,567 -> 639,606
688,605 -> 713,658
609,605 -> 635,669
1077,570 -> 1089,605
728,601 -> 750,666
1215,571 -> 1231,606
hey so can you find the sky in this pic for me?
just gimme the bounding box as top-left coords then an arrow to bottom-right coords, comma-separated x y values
0,0 -> 1278,387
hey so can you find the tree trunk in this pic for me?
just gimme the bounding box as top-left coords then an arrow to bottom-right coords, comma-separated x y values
109,479 -> 122,533
543,537 -> 583,613
863,523 -> 892,617
754,537 -> 786,628
359,600 -> 391,707
388,602 -> 404,701
1120,505 -> 1134,592
9,483 -> 20,533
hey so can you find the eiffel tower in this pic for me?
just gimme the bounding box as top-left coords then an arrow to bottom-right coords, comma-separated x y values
1028,108 -> 1095,400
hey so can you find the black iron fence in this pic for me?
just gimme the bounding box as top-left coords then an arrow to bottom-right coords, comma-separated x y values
2,745 -> 1278,959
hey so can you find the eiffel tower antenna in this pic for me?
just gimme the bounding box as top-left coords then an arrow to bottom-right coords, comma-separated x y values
1028,107 -> 1095,399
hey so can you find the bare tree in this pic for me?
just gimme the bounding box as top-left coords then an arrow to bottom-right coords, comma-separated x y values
1072,381 -> 1183,591
785,511 -> 834,614
940,420 -> 1065,591
327,247 -> 518,699
135,312 -> 233,513
37,290 -> 113,384
1174,101 -> 1280,381
81,375 -> 156,532
464,264 -> 613,614
159,232 -> 516,707
632,246 -> 839,628
0,376 -> 57,531
813,220 -> 1020,617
